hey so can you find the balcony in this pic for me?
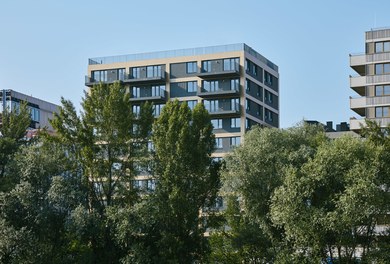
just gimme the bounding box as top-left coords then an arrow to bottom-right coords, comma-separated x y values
350,75 -> 366,88
197,64 -> 240,79
198,87 -> 240,98
85,76 -> 124,87
130,89 -> 166,102
350,117 -> 390,131
205,103 -> 240,116
350,97 -> 366,116
124,71 -> 166,84
349,53 -> 366,75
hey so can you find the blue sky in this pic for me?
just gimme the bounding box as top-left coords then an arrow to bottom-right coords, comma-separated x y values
1,0 -> 390,128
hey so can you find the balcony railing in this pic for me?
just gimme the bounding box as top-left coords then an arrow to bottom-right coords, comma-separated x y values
197,63 -> 240,78
130,89 -> 166,102
198,86 -> 240,98
350,117 -> 390,130
205,103 -> 240,115
124,71 -> 166,84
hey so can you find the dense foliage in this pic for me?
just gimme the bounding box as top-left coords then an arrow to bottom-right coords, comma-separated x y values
1,86 -> 389,263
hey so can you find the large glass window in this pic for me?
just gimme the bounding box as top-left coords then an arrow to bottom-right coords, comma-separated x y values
132,105 -> 140,116
204,100 -> 219,112
230,118 -> 240,128
231,79 -> 239,91
147,65 -> 162,78
375,63 -> 390,74
186,100 -> 198,110
118,68 -> 126,80
223,58 -> 239,71
154,104 -> 165,117
203,80 -> 219,92
375,85 -> 390,96
230,136 -> 241,146
202,61 -> 212,72
215,138 -> 223,149
187,81 -> 197,93
211,119 -> 223,129
132,67 -> 140,79
152,85 -> 165,97
92,70 -> 108,82
186,62 -> 197,73
231,98 -> 239,111
376,106 -> 389,118
265,71 -> 273,85
375,41 -> 390,53
132,87 -> 140,98
265,109 -> 273,121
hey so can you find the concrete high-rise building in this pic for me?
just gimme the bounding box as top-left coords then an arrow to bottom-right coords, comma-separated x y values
0,89 -> 59,134
350,28 -> 390,131
85,43 -> 279,160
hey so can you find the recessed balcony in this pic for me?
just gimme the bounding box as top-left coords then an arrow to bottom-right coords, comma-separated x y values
85,76 -> 124,87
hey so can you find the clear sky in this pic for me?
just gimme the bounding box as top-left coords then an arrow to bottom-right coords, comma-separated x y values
1,0 -> 390,128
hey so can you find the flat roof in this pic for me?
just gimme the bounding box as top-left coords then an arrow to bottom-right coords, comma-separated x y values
88,43 -> 278,71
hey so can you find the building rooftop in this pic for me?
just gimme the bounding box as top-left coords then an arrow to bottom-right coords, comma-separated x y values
88,43 -> 278,71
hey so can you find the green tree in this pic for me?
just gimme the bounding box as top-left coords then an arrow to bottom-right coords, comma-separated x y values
49,82 -> 154,263
271,135 -> 389,263
127,100 -> 220,263
0,102 -> 31,187
213,124 -> 327,263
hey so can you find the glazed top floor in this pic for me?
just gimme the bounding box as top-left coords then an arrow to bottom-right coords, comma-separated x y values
87,43 -> 278,73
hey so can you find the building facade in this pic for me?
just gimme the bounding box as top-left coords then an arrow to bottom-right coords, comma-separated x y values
85,43 -> 279,162
350,28 -> 390,131
0,89 -> 59,133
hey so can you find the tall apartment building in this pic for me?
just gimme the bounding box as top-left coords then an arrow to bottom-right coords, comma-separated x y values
350,28 -> 390,131
85,44 -> 279,161
0,89 -> 59,133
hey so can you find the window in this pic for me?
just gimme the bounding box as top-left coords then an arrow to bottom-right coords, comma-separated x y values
375,63 -> 390,74
186,100 -> 198,110
154,104 -> 165,117
132,87 -> 140,98
147,180 -> 156,191
257,105 -> 263,117
265,109 -> 273,121
146,65 -> 162,78
231,98 -> 239,111
212,157 -> 223,163
147,141 -> 154,152
246,79 -> 250,91
204,100 -> 219,112
230,136 -> 241,146
231,118 -> 240,128
257,87 -> 262,98
186,62 -> 197,73
202,61 -> 212,72
29,107 -> 40,122
375,41 -> 390,53
252,64 -> 257,76
265,71 -> 273,85
215,138 -> 223,149
265,91 -> 273,103
231,79 -> 239,91
246,99 -> 250,110
376,106 -> 389,118
132,67 -> 140,79
223,58 -> 239,71
211,119 -> 223,129
375,85 -> 390,96
152,85 -> 165,97
203,80 -> 219,92
245,59 -> 250,72
92,70 -> 108,82
132,105 -> 140,116
187,81 -> 197,93
118,68 -> 126,80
